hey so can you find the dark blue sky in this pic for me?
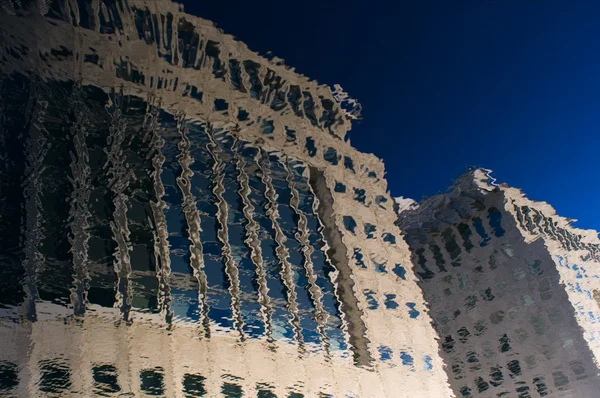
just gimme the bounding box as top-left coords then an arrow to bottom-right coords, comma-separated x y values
184,0 -> 600,231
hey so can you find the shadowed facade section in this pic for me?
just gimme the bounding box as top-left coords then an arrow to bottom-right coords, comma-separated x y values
308,166 -> 372,367
398,170 -> 600,398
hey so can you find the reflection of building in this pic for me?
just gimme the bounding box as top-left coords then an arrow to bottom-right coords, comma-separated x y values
0,307 -> 404,397
0,1 -> 451,396
397,169 -> 600,398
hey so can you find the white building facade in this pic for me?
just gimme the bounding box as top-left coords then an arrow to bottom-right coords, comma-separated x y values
398,169 -> 600,398
0,0 -> 450,396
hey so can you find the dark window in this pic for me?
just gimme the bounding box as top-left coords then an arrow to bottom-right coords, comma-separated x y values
364,223 -> 377,239
243,60 -> 263,99
375,195 -> 388,209
490,366 -> 504,387
457,327 -> 471,343
92,364 -> 120,394
533,377 -> 548,396
270,85 -> 287,112
257,385 -> 277,398
140,367 -> 165,396
285,127 -> 296,143
221,382 -> 243,397
237,108 -> 249,121
457,223 -> 474,252
228,59 -> 245,92
319,98 -> 336,130
466,351 -> 479,363
406,302 -> 420,319
516,385 -> 530,398
287,85 -> 303,117
0,86 -> 359,358
363,289 -> 379,310
442,228 -> 461,267
186,85 -> 203,101
183,373 -> 207,397
392,264 -> 407,280
343,156 -> 355,172
353,188 -> 366,204
343,216 -> 357,234
499,334 -> 512,352
205,41 -> 225,79
507,360 -> 522,377
472,217 -> 491,246
384,294 -> 398,309
39,359 -> 71,394
305,137 -> 317,157
214,98 -> 228,111
373,259 -> 387,273
475,377 -> 489,393
352,248 -> 367,268
465,295 -> 478,311
442,335 -> 455,353
481,287 -> 495,301
429,243 -> 447,272
323,147 -> 338,165
302,91 -> 318,126
0,361 -> 18,392
378,345 -> 393,361
400,352 -> 414,368
382,233 -> 396,245
474,320 -> 487,336
334,181 -> 346,193
487,207 -> 506,237
415,247 -> 435,280
260,120 -> 274,135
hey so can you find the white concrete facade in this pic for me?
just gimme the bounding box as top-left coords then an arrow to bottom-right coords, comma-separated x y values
0,1 -> 451,396
398,169 -> 600,398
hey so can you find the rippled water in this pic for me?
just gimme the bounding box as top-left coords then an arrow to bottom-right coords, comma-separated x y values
2,79 -> 349,342
0,1 -> 445,396
397,171 -> 600,398
0,71 -> 357,397
4,1 -> 600,398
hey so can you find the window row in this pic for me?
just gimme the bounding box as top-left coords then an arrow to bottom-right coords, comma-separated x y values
0,360 -> 317,397
514,204 -> 600,262
407,209 -> 507,280
59,0 -> 349,135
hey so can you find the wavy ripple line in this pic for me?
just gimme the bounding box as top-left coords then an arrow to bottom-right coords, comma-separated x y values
104,89 -> 134,323
20,83 -> 49,322
207,128 -> 245,340
258,150 -> 303,348
68,83 -> 92,316
234,146 -> 274,343
142,96 -> 174,326
284,158 -> 330,353
175,114 -> 210,333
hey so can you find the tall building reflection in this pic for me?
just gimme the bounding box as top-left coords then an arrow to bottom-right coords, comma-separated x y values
0,0 -> 448,396
398,169 -> 600,397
